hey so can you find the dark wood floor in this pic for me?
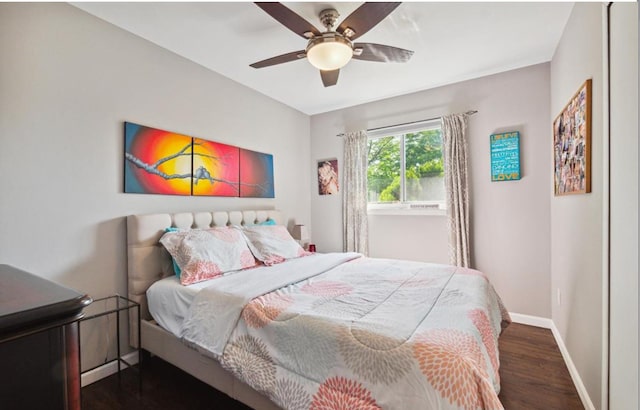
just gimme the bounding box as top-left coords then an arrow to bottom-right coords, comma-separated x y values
82,323 -> 584,409
498,323 -> 584,409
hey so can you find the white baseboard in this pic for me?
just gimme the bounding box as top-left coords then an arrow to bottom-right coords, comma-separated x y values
509,312 -> 553,328
81,351 -> 140,387
509,312 -> 595,410
549,321 -> 596,410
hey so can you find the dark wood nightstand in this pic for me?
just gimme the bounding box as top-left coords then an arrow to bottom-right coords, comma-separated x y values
0,264 -> 92,410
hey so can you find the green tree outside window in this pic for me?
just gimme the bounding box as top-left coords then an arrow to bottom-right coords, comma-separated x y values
367,128 -> 444,203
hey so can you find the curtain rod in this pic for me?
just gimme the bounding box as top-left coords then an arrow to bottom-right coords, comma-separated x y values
336,110 -> 478,137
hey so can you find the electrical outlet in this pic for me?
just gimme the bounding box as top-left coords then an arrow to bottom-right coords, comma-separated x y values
557,288 -> 562,306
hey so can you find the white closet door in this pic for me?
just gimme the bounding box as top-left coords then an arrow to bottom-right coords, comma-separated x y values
608,3 -> 638,410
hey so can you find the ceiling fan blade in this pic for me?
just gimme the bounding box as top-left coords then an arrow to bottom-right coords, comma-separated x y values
337,2 -> 401,41
352,43 -> 414,63
250,50 -> 306,69
255,2 -> 322,39
320,69 -> 340,87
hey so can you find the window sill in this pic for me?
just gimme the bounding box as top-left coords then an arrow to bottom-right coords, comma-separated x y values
367,207 -> 446,216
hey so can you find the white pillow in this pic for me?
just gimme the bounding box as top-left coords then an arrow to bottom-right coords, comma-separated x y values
238,225 -> 309,265
160,227 -> 256,285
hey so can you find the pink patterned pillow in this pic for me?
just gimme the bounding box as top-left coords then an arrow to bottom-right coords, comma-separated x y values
160,227 -> 256,285
239,225 -> 310,266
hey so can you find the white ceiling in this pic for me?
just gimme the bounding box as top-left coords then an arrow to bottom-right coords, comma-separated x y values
71,2 -> 574,115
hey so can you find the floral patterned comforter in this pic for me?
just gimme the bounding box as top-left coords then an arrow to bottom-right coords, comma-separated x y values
182,253 -> 511,410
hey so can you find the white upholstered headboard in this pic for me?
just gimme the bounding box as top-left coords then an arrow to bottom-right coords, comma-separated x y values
126,209 -> 284,322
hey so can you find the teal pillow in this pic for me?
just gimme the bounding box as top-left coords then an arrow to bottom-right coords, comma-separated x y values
256,219 -> 276,226
164,227 -> 182,277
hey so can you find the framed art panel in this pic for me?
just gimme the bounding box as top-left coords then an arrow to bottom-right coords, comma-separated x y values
124,122 -> 193,195
239,148 -> 275,198
490,132 -> 521,181
553,79 -> 592,195
192,139 -> 240,197
318,159 -> 339,195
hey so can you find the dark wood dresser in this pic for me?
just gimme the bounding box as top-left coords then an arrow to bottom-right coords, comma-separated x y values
0,264 -> 92,410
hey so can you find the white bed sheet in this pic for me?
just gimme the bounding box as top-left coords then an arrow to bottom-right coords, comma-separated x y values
146,275 -> 211,337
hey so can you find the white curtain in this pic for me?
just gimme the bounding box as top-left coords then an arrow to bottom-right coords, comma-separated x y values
342,130 -> 369,255
442,113 -> 471,267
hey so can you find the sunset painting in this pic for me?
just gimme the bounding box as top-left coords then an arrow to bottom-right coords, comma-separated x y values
239,148 -> 275,198
125,122 -> 274,198
124,122 -> 193,195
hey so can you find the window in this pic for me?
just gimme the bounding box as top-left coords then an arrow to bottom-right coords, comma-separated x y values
367,120 -> 445,213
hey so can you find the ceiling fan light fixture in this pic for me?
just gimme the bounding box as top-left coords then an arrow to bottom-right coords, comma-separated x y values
306,34 -> 353,71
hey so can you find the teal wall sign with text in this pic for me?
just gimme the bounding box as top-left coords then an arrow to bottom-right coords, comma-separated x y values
490,131 -> 521,181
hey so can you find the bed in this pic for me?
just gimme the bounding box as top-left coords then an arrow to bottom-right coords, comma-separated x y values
127,209 -> 511,410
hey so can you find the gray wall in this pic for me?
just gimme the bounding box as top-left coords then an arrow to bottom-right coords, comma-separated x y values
310,63 -> 552,318
550,3 -> 605,408
0,3 -> 311,369
609,2 -> 638,409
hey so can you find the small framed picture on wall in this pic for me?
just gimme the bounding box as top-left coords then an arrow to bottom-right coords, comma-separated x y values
317,159 -> 339,195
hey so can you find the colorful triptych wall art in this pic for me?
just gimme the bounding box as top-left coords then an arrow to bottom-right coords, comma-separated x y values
124,122 -> 274,198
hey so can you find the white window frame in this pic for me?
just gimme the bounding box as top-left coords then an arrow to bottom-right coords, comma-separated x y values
367,119 -> 446,216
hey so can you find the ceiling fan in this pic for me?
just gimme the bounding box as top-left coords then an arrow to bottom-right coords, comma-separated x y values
250,2 -> 414,87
